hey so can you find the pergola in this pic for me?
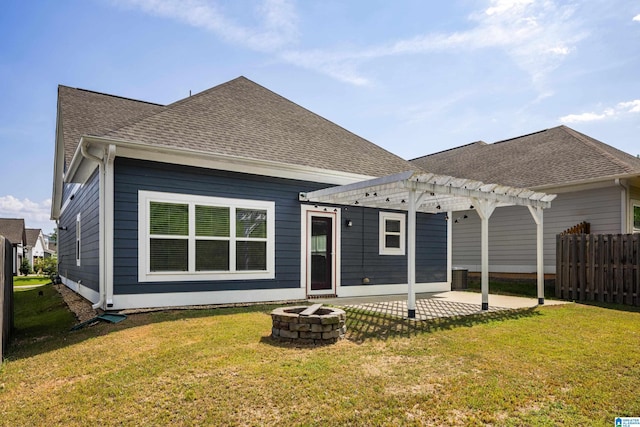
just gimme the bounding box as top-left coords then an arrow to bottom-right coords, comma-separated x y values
299,170 -> 556,318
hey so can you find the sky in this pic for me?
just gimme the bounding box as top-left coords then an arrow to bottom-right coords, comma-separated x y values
1,0 -> 639,234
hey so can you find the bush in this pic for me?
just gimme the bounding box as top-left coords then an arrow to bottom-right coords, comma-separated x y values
19,258 -> 32,275
34,257 -> 58,280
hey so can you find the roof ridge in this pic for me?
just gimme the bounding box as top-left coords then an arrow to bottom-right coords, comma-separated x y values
409,141 -> 487,161
100,77 -> 247,138
492,127 -> 551,145
58,85 -> 164,107
559,125 -> 640,173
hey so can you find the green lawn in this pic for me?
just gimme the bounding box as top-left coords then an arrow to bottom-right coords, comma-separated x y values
1,285 -> 639,426
13,276 -> 52,287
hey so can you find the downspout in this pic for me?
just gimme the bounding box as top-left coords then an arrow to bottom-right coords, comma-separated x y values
80,142 -> 106,310
104,145 -> 116,309
615,179 -> 629,233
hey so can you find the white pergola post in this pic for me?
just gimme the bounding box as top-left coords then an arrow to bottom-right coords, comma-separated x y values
528,205 -> 545,305
407,189 -> 417,318
475,199 -> 497,310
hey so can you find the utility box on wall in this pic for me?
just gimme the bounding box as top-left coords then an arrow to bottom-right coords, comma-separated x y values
451,268 -> 468,290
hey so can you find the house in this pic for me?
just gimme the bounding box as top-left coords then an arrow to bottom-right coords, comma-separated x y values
25,228 -> 47,269
410,125 -> 640,275
51,77 -> 453,311
0,218 -> 26,275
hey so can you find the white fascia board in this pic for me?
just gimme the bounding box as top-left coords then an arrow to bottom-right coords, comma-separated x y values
64,137 -> 103,184
532,175 -> 640,193
69,135 -> 376,186
51,103 -> 66,220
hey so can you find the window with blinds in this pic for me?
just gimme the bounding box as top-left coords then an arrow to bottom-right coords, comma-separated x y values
139,191 -> 275,282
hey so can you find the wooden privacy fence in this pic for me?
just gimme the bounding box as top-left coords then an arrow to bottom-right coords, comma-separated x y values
556,234 -> 640,306
1,236 -> 14,360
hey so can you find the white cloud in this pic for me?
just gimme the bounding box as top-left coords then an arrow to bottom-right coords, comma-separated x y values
633,14 -> 640,22
114,0 -> 584,87
559,99 -> 640,123
279,0 -> 583,85
0,196 -> 55,232
113,0 -> 299,52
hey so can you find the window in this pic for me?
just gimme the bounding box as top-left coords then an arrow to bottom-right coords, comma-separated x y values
76,213 -> 81,266
633,203 -> 640,233
379,212 -> 405,255
138,191 -> 275,282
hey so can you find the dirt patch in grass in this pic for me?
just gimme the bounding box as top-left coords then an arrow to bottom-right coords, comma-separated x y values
53,284 -> 98,323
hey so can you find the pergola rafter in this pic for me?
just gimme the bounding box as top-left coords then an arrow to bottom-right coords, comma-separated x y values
300,170 -> 557,318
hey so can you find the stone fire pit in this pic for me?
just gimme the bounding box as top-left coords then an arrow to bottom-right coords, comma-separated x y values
271,304 -> 346,345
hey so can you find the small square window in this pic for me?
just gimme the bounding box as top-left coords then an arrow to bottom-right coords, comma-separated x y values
379,212 -> 405,255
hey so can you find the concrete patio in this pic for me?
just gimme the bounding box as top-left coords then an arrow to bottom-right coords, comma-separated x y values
312,291 -> 568,321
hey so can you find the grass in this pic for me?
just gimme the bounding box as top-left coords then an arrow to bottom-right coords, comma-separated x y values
1,286 -> 639,426
13,276 -> 52,287
12,284 -> 76,342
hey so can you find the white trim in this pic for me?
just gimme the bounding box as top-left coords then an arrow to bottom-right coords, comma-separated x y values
61,276 -> 100,304
379,211 -> 406,255
66,136 -> 374,187
138,190 -> 275,282
75,213 -> 81,267
447,211 -> 453,286
337,282 -> 450,297
110,287 -> 306,310
632,200 -> 640,233
59,183 -> 82,215
104,145 -> 116,307
300,205 -> 341,297
532,176 -> 640,193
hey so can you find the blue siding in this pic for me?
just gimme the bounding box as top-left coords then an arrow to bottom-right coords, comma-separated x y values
113,158 -> 325,295
58,170 -> 100,292
340,207 -> 447,286
113,158 -> 447,295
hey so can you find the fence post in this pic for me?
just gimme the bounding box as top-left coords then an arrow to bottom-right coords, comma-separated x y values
1,236 -> 14,360
556,235 -> 563,298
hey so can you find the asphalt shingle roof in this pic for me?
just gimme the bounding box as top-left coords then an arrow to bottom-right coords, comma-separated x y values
410,126 -> 640,188
58,85 -> 165,166
25,228 -> 41,247
60,77 -> 413,178
0,218 -> 25,246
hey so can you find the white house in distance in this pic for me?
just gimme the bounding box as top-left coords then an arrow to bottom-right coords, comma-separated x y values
25,228 -> 47,268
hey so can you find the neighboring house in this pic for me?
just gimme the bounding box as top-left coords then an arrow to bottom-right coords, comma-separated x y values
43,235 -> 57,258
25,228 -> 47,268
0,218 -> 26,275
51,77 -> 450,310
411,125 -> 640,274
